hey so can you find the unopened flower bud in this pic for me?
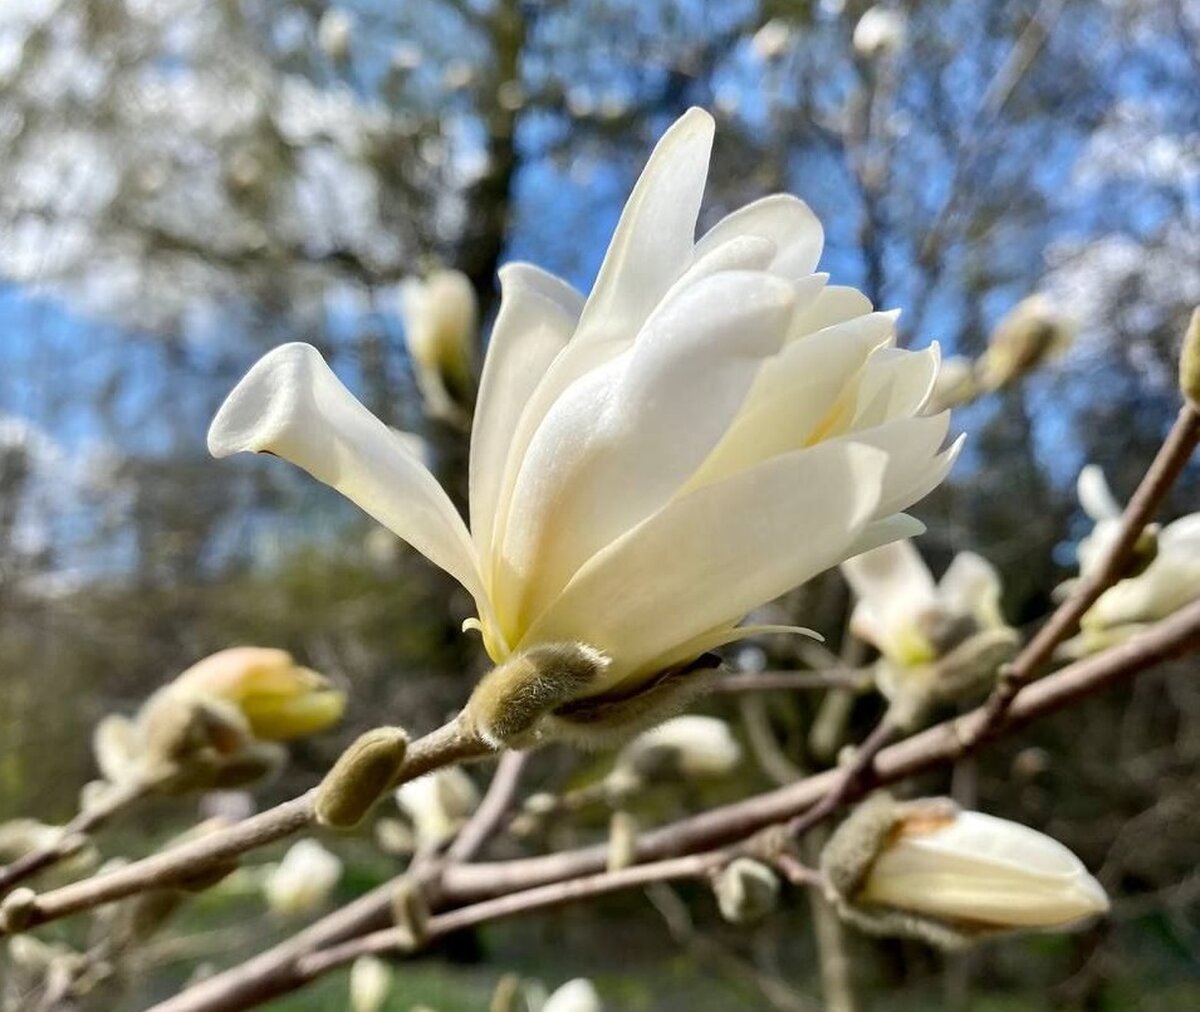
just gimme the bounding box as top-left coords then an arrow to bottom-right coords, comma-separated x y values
1180,306 -> 1200,407
389,877 -> 429,949
0,887 -> 38,934
462,643 -> 610,748
853,6 -> 907,59
399,269 -> 478,421
977,295 -> 1075,392
263,840 -> 342,917
316,727 -> 409,829
543,978 -> 603,1012
172,647 -> 345,742
750,19 -> 793,61
714,858 -> 780,925
822,795 -> 1108,947
394,767 -> 480,850
317,9 -> 354,63
350,954 -> 392,1012
92,714 -> 142,786
609,715 -> 741,786
926,355 -> 976,413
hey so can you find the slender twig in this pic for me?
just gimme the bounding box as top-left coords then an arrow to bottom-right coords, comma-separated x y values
444,750 -> 528,863
963,401 -> 1200,747
294,852 -> 728,982
8,721 -> 492,932
151,600 -> 1200,1012
0,779 -> 147,896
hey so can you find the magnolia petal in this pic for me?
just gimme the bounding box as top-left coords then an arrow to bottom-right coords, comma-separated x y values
693,193 -> 825,279
938,551 -> 1005,630
208,344 -> 485,607
1160,511 -> 1200,552
629,624 -> 820,688
838,413 -> 958,517
577,106 -> 715,339
842,539 -> 937,652
852,343 -> 941,428
789,285 -> 875,335
844,513 -> 927,559
689,311 -> 896,487
498,271 -> 798,634
1077,464 -> 1122,522
861,811 -> 1109,929
521,441 -> 888,688
470,264 -> 582,567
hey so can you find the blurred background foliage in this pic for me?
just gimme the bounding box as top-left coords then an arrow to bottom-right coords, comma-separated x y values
0,0 -> 1198,1008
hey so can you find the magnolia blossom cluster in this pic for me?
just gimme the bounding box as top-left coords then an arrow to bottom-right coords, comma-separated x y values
841,540 -> 1018,721
1061,465 -> 1200,656
90,648 -> 344,799
263,839 -> 343,918
209,108 -> 959,746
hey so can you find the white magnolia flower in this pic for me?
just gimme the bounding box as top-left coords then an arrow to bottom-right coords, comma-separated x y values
860,810 -> 1109,930
842,539 -> 1005,668
263,839 -> 342,917
394,767 -> 480,849
853,6 -> 907,59
210,108 -> 958,703
543,978 -> 603,1012
1068,466 -> 1200,647
397,268 -> 478,421
750,19 -> 794,61
977,294 -> 1075,392
612,715 -> 741,781
349,955 -> 392,1012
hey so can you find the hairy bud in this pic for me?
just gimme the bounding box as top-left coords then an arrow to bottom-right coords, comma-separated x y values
1180,306 -> 1200,407
316,728 -> 410,829
714,858 -> 780,925
462,643 -> 610,748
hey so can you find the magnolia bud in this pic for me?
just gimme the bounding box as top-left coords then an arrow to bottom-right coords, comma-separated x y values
171,647 -> 345,742
926,355 -> 976,413
714,858 -> 780,925
316,727 -> 409,829
349,955 -> 392,1012
0,887 -> 38,934
853,6 -> 907,59
543,978 -> 603,1012
610,715 -> 742,786
263,840 -> 342,917
317,9 -> 354,63
1180,307 -> 1200,406
92,714 -> 142,786
462,643 -> 610,748
750,19 -> 793,61
977,295 -> 1075,392
389,877 -> 429,949
822,796 -> 1108,947
394,767 -> 481,850
399,269 -> 478,421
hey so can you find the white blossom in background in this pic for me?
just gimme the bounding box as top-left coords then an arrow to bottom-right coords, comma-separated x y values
1062,466 -> 1200,655
860,810 -> 1108,930
853,6 -> 907,59
841,539 -> 1016,715
543,978 -> 603,1012
394,767 -> 480,850
925,355 -> 976,413
611,715 -> 741,784
210,108 -> 958,711
316,8 -> 354,63
397,268 -> 479,422
263,839 -> 342,917
750,19 -> 794,61
349,955 -> 392,1012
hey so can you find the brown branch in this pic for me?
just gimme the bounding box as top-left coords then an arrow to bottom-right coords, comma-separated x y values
964,401 -> 1200,747
444,750 -> 528,863
8,721 -> 491,932
152,600 -> 1200,1012
0,778 -> 146,896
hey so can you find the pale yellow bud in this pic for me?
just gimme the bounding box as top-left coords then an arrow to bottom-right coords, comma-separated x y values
349,955 -> 392,1012
317,9 -> 354,63
172,647 -> 345,741
853,6 -> 907,59
977,295 -> 1075,391
543,978 -> 603,1012
860,809 -> 1108,930
1180,307 -> 1200,406
399,269 -> 478,420
263,840 -> 342,917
